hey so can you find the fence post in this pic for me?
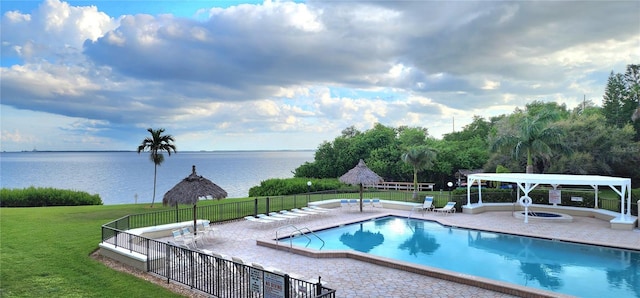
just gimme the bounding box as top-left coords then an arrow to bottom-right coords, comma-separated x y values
284,274 -> 290,298
254,198 -> 259,216
316,276 -> 322,296
266,197 -> 270,214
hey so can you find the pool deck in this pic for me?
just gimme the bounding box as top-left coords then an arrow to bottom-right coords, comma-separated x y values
168,207 -> 640,297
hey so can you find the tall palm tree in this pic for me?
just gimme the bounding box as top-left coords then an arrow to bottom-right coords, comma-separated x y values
490,111 -> 566,173
401,146 -> 437,200
137,128 -> 176,207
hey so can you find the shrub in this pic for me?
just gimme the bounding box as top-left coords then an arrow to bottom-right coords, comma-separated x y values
248,178 -> 344,196
0,187 -> 103,207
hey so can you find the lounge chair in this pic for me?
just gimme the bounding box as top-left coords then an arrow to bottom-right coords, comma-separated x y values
348,199 -> 358,208
302,206 -> 328,214
251,262 -> 281,273
280,210 -> 308,218
198,221 -> 216,242
434,201 -> 456,215
269,212 -> 298,221
362,199 -> 372,209
257,213 -> 287,222
307,205 -> 331,212
181,227 -> 203,247
244,215 -> 274,224
229,256 -> 248,276
292,208 -> 319,216
410,196 -> 435,216
231,256 -> 246,265
372,198 -> 383,208
340,199 -> 351,209
172,229 -> 192,248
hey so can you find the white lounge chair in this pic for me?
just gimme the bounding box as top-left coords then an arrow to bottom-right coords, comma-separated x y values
181,227 -> 203,248
362,199 -> 372,209
280,210 -> 308,218
302,207 -> 328,214
198,221 -> 216,243
411,196 -> 435,216
307,205 -> 331,212
244,215 -> 274,224
340,199 -> 351,210
292,208 -> 318,216
372,198 -> 383,208
269,212 -> 298,221
257,213 -> 287,222
348,199 -> 358,208
172,229 -> 191,248
434,201 -> 456,215
251,262 -> 281,273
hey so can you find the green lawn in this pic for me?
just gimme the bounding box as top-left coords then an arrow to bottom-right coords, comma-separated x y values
0,203 -> 188,297
0,193 -> 416,297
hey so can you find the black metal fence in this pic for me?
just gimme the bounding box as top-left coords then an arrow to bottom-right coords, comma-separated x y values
101,228 -> 336,297
104,190 -> 423,231
101,195 -> 342,297
145,241 -> 334,298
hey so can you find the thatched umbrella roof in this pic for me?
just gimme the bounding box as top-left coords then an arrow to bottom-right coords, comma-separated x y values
339,159 -> 383,212
163,165 -> 227,206
163,165 -> 227,235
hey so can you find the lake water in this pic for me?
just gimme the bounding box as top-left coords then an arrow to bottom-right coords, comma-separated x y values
0,151 -> 314,205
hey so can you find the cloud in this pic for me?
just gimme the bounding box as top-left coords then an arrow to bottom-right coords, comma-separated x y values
0,0 -> 638,151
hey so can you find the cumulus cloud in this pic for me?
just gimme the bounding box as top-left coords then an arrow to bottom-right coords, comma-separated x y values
0,0 -> 638,151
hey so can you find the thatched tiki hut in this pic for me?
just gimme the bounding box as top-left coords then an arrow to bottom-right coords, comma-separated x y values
163,165 -> 227,236
339,159 -> 383,212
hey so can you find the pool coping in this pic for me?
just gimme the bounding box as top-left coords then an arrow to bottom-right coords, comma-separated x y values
256,212 -> 619,298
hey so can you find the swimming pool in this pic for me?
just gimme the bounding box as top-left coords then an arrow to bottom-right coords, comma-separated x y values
281,216 -> 640,297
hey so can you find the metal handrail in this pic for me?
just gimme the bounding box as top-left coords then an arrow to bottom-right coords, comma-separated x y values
276,224 -> 325,250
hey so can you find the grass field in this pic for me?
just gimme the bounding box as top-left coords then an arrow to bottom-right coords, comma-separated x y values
0,203 -> 194,297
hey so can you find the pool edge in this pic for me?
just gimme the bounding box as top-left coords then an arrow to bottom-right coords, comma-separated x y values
257,218 -> 578,298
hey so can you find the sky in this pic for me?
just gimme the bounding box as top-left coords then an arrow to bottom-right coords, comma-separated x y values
1,0 -> 639,152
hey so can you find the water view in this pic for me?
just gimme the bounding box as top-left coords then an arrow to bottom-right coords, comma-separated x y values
0,150 -> 314,205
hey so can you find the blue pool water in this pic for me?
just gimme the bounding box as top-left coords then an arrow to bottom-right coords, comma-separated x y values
284,216 -> 640,297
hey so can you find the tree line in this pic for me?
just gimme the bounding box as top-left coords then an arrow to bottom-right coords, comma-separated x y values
294,64 -> 640,189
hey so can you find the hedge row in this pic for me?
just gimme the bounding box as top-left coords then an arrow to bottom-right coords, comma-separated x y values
248,178 -> 346,197
0,187 -> 103,207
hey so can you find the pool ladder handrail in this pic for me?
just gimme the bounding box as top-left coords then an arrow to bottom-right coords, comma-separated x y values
275,224 -> 325,250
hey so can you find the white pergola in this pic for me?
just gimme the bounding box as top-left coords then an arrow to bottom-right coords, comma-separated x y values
466,173 -> 633,222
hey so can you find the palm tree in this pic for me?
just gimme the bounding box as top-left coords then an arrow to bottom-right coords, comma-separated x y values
490,111 -> 566,173
137,128 -> 176,207
401,146 -> 437,200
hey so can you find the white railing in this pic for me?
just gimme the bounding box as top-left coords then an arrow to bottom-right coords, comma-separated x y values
366,182 -> 435,191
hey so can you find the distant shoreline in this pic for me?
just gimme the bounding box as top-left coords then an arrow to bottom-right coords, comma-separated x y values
2,149 -> 316,153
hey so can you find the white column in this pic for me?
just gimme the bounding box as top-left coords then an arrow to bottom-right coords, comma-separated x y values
466,177 -> 471,206
620,185 -> 626,218
592,185 -> 598,209
478,180 -> 483,204
626,183 -> 632,216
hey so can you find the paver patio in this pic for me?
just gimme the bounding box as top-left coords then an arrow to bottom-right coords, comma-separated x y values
162,206 -> 640,297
